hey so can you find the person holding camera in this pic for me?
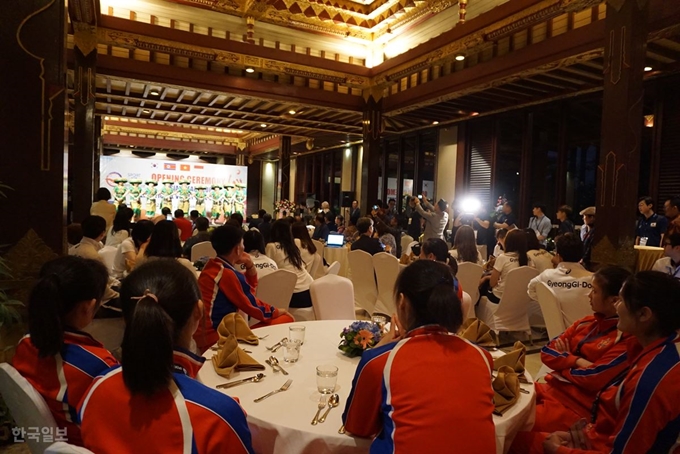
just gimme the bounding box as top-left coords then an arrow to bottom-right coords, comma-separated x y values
414,193 -> 449,242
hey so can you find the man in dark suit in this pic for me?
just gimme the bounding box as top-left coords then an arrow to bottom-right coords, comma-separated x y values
258,213 -> 273,243
351,217 -> 384,255
349,200 -> 361,226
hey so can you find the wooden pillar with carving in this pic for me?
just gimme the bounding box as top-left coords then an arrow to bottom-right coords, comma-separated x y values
1,2 -> 68,254
592,0 -> 648,268
278,136 -> 291,202
359,92 -> 383,216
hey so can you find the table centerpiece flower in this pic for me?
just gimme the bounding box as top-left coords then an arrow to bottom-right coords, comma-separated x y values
338,321 -> 383,357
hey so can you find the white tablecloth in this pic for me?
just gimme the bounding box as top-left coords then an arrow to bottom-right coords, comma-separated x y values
197,320 -> 535,454
323,247 -> 349,277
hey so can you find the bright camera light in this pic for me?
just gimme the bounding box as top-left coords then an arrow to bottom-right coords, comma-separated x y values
460,197 -> 481,214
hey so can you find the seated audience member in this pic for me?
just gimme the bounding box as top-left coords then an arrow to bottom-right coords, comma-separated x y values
664,196 -> 680,236
182,216 -> 211,259
258,213 -> 273,243
266,221 -> 314,308
343,260 -> 495,453
248,209 -> 266,229
493,201 -> 517,231
69,215 -> 107,262
325,211 -> 338,232
105,207 -> 133,247
580,206 -> 596,269
527,266 -> 630,434
480,229 -> 528,303
375,220 -> 397,257
653,233 -> 680,279
90,187 -> 116,230
174,209 -> 193,242
112,220 -> 154,279
195,225 -> 293,351
493,228 -> 508,258
527,233 -> 592,306
312,213 -> 330,242
535,271 -> 680,454
139,220 -> 196,274
526,228 -> 554,272
528,202 -> 552,248
351,217 -> 384,255
151,207 -> 172,224
420,238 -> 463,300
291,221 -> 320,276
14,256 -> 117,446
67,223 -> 83,249
335,215 -> 345,234
189,209 -> 200,230
557,205 -> 575,235
450,225 -> 484,265
78,260 -> 254,454
237,229 -> 278,279
636,196 -> 668,247
230,212 -> 245,228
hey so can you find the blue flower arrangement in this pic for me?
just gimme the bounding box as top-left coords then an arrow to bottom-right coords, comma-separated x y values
338,321 -> 383,357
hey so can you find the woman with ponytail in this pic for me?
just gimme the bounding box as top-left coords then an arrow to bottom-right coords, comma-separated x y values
13,256 -> 117,446
343,260 -> 495,453
78,259 -> 253,454
420,237 -> 464,300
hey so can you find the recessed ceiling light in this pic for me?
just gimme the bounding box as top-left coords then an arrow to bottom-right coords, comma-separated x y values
644,66 -> 653,72
245,67 -> 255,73
288,110 -> 297,115
150,89 -> 160,96
260,124 -> 267,128
455,54 -> 465,61
432,121 -> 439,125
142,109 -> 150,114
470,111 -> 479,116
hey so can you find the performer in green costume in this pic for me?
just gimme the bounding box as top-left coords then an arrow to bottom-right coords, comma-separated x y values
128,179 -> 143,219
113,178 -> 128,208
222,183 -> 235,219
233,182 -> 247,217
178,179 -> 191,214
144,180 -> 158,218
160,180 -> 175,211
210,184 -> 222,222
195,186 -> 207,217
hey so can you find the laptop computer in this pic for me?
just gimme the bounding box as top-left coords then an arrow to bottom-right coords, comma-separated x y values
326,233 -> 345,248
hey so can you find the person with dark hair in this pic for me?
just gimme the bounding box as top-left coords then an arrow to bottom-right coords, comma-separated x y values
69,215 -> 107,262
406,197 -> 423,240
335,215 -> 345,234
539,271 -> 680,454
248,209 -> 267,229
451,225 -> 483,264
375,220 -> 397,257
325,211 -> 337,232
182,216 -> 211,259
173,209 -> 193,242
351,217 -> 384,255
579,206 -> 596,270
480,229 -> 528,303
105,207 -> 134,247
230,212 -> 244,227
291,221 -> 320,276
266,220 -> 314,308
493,228 -> 508,257
653,232 -> 680,279
349,200 -> 361,226
91,187 -> 116,230
13,256 -> 117,446
420,238 -> 463,300
525,228 -> 553,272
189,209 -> 200,227
528,202 -> 552,248
237,229 -> 277,279
494,201 -> 517,231
556,205 -> 575,235
78,260 -> 254,453
664,195 -> 680,236
151,206 -> 172,224
195,225 -> 293,351
414,193 -> 449,241
112,219 -> 154,279
312,213 -> 330,242
140,220 -> 195,273
343,260 -> 495,453
67,223 -> 83,248
635,196 -> 667,247
259,213 -> 273,243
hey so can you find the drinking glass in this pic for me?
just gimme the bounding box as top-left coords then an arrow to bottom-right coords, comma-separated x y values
282,339 -> 301,363
289,325 -> 306,345
316,365 -> 338,394
371,314 -> 388,333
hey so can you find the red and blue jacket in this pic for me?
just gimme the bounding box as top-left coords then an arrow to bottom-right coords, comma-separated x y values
78,348 -> 254,454
342,325 -> 496,454
13,329 -> 118,446
195,257 -> 279,351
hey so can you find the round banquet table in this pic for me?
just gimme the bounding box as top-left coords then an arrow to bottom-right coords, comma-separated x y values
323,246 -> 350,277
634,245 -> 664,272
197,320 -> 535,454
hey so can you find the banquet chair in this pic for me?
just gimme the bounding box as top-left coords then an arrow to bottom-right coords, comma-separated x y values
461,291 -> 474,321
456,262 -> 483,306
347,250 -> 378,314
535,282 -> 566,339
98,246 -> 117,273
400,235 -> 414,256
82,317 -> 126,357
373,252 -> 400,316
0,363 -> 58,454
310,253 -> 325,279
190,241 -> 217,262
559,293 -> 593,328
255,270 -> 297,311
312,240 -> 325,257
326,261 -> 341,275
310,275 -> 355,320
476,266 -> 539,343
45,442 -> 95,454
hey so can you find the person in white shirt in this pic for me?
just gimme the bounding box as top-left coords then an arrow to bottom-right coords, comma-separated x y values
237,229 -> 278,279
90,188 -> 116,231
414,194 -> 449,241
112,220 -> 154,279
69,215 -> 107,262
480,229 -> 528,303
492,228 -> 508,258
450,225 -> 484,265
525,229 -> 554,273
266,220 -> 314,308
291,222 -> 321,277
527,233 -> 593,305
528,202 -> 552,248
653,233 -> 680,280
105,207 -> 133,247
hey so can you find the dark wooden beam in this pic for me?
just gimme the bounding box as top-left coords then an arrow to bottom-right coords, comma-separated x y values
102,134 -> 238,154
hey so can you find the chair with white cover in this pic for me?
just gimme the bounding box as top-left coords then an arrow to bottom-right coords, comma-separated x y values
98,246 -> 117,273
326,261 -> 341,275
312,240 -> 325,257
347,250 -> 378,314
476,266 -> 540,342
461,291 -> 474,321
400,235 -> 414,256
456,262 -> 483,308
0,363 -> 57,454
82,318 -> 126,356
560,294 -> 593,328
45,442 -> 95,454
310,274 -> 355,320
255,269 -> 297,311
310,253 -> 325,279
535,282 -> 566,339
190,241 -> 217,262
373,252 -> 400,316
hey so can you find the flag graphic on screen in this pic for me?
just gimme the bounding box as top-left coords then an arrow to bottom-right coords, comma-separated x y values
180,164 -> 191,171
164,163 -> 176,170
194,165 -> 204,170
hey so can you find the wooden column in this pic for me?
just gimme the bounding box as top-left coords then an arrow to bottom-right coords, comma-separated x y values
359,93 -> 383,215
1,1 -> 68,253
278,136 -> 291,201
592,0 -> 648,268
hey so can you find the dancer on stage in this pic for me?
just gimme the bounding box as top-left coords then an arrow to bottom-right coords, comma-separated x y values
195,186 -> 207,217
160,180 -> 175,211
233,182 -> 246,217
210,184 -> 223,223
222,183 -> 235,220
178,179 -> 191,214
128,179 -> 143,220
144,180 -> 158,218
113,178 -> 128,208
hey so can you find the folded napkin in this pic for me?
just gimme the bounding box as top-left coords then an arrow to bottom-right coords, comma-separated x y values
493,341 -> 526,373
493,365 -> 520,415
212,313 -> 264,378
459,318 -> 498,347
216,313 -> 259,346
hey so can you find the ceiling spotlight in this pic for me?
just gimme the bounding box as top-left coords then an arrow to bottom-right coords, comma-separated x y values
432,121 -> 439,125
260,123 -> 267,128
142,109 -> 150,114
455,54 -> 466,61
288,110 -> 297,115
470,111 -> 479,116
245,67 -> 255,73
644,66 -> 653,72
150,89 -> 160,96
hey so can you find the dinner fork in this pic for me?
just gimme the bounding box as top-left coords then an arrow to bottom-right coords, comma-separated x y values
254,379 -> 293,403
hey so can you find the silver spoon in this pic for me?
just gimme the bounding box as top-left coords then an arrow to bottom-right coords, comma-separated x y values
318,394 -> 340,423
216,373 -> 266,389
268,356 -> 289,375
311,396 -> 327,425
258,334 -> 269,340
266,338 -> 287,352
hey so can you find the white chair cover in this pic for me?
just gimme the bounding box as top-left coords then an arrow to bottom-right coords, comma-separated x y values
326,261 -> 341,275
461,291 -> 474,321
255,269 -> 297,311
81,318 -> 125,357
190,241 -> 217,262
312,240 -> 325,257
310,253 -> 325,279
310,275 -> 355,320
98,246 -> 117,273
45,442 -> 96,453
456,262 -> 483,307
560,294 -> 593,328
476,266 -> 540,338
347,250 -> 378,314
0,363 -> 57,454
288,307 -> 316,321
535,282 -> 566,339
400,235 -> 414,256
372,252 -> 400,316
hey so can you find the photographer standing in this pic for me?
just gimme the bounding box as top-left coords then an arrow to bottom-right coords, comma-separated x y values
406,196 -> 423,240
414,193 -> 449,242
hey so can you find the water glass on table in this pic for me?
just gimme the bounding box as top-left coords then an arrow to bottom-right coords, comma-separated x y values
289,325 -> 306,345
282,339 -> 301,363
316,365 -> 338,394
371,314 -> 388,333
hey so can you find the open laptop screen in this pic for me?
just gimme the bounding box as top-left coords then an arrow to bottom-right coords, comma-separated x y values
327,233 -> 345,247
